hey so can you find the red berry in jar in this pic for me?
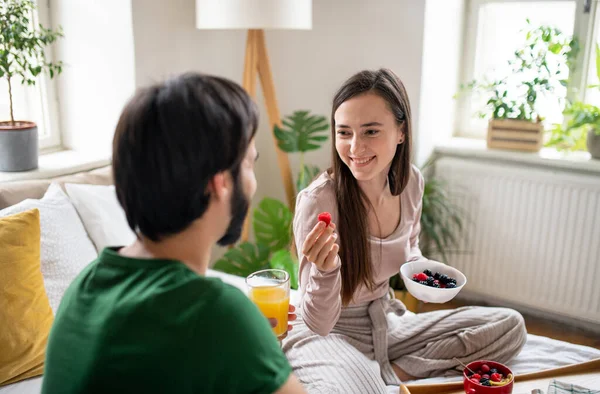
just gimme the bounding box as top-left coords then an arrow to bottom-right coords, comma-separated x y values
490,373 -> 502,382
481,364 -> 490,373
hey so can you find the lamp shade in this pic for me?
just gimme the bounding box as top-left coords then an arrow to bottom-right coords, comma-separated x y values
196,0 -> 312,30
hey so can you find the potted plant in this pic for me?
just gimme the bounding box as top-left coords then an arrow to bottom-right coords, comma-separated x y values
546,44 -> 600,159
459,22 -> 578,152
0,0 -> 63,172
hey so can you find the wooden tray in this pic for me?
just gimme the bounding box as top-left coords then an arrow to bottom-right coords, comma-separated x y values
400,358 -> 600,394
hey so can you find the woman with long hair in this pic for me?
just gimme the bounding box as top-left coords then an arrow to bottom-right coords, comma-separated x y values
283,69 -> 527,393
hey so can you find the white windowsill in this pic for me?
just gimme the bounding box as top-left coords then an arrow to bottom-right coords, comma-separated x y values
0,149 -> 111,183
434,138 -> 600,176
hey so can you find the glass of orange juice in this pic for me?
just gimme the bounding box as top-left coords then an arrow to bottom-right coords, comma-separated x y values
246,269 -> 290,339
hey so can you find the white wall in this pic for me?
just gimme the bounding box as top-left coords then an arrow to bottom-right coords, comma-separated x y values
51,0 -> 136,157
416,0 -> 466,166
130,0 -> 428,262
131,0 -> 428,261
132,0 -> 427,207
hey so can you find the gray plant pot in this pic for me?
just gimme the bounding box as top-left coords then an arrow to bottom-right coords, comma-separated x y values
588,129 -> 600,160
0,121 -> 38,172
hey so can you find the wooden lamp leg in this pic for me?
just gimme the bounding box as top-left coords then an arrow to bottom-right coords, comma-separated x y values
239,29 -> 296,243
254,29 -> 295,210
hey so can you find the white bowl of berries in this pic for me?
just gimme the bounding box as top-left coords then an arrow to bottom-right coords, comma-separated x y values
400,260 -> 466,303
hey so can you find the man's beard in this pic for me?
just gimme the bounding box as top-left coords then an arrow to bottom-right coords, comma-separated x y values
217,175 -> 249,246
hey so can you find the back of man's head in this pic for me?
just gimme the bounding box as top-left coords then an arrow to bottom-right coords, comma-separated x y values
112,72 -> 258,241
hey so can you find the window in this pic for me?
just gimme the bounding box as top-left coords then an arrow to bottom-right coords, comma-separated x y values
0,0 -> 61,151
456,0 -> 598,138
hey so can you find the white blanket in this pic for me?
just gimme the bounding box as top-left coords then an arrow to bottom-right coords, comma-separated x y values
2,270 -> 598,394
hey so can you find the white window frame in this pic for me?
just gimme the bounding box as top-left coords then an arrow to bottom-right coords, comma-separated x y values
455,0 -> 599,139
23,0 -> 62,151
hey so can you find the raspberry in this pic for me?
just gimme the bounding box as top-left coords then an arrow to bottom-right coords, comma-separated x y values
481,364 -> 490,373
416,273 -> 428,281
490,373 -> 502,382
318,212 -> 331,226
471,374 -> 481,380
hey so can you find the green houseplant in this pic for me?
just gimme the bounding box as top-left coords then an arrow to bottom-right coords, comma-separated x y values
0,0 -> 63,171
213,110 -> 329,289
546,44 -> 600,158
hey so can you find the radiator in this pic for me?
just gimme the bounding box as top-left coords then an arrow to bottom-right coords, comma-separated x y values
434,156 -> 600,326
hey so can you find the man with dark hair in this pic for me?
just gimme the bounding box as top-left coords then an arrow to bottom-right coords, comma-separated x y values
42,73 -> 306,394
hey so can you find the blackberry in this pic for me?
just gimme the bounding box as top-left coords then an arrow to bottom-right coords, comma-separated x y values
439,274 -> 450,284
433,272 -> 441,280
418,281 -> 428,286
426,277 -> 435,285
431,282 -> 440,288
489,368 -> 498,375
446,283 -> 457,288
448,278 -> 457,285
479,378 -> 491,386
423,269 -> 433,277
413,278 -> 420,282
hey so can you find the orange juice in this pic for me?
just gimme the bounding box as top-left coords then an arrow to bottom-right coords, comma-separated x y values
249,286 -> 290,338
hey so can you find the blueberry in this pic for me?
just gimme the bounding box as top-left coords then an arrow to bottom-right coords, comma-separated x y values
489,368 -> 498,375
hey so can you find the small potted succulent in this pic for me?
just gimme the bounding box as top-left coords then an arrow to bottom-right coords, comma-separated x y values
0,0 -> 63,171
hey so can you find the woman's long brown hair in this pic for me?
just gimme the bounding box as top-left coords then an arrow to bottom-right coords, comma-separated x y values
331,69 -> 413,305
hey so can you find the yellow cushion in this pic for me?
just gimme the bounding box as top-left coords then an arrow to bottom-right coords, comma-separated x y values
0,209 -> 53,386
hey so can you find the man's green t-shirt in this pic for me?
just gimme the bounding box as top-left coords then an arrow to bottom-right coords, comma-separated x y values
42,248 -> 292,393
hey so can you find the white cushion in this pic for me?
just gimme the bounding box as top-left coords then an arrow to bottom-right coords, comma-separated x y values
64,183 -> 136,253
0,183 -> 98,314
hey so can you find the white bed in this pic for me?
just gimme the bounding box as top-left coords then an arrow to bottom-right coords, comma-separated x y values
2,269 -> 599,394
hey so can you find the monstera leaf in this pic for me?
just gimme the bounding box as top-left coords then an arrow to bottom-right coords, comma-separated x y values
213,242 -> 270,277
253,197 -> 293,253
273,110 -> 329,153
297,164 -> 321,193
269,249 -> 299,290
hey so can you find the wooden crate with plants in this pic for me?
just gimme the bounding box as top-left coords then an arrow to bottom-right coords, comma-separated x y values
487,118 -> 544,152
459,22 -> 579,153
